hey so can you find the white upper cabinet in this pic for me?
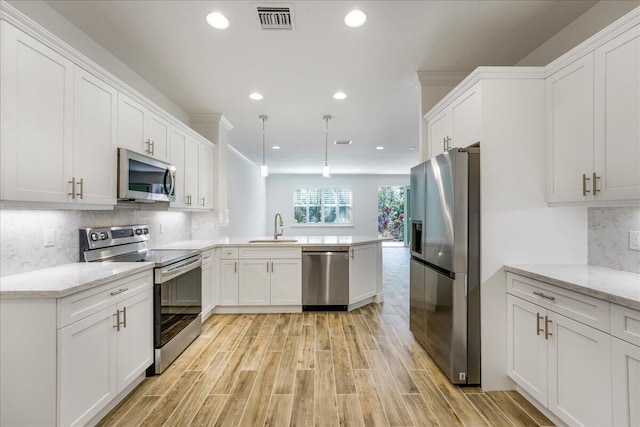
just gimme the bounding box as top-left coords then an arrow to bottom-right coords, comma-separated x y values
594,24 -> 640,201
74,68 -> 118,206
198,143 -> 213,209
546,21 -> 640,204
1,22 -> 74,203
545,54 -> 595,203
117,93 -> 169,161
426,84 -> 480,158
169,127 -> 188,208
1,22 -> 117,207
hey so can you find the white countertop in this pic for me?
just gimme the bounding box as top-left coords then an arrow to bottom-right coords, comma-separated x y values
154,236 -> 387,251
505,264 -> 640,310
0,262 -> 155,299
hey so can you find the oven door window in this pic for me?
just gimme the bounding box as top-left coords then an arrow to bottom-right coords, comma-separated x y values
156,267 -> 201,348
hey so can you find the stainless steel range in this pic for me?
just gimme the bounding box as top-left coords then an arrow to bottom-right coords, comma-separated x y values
79,224 -> 202,375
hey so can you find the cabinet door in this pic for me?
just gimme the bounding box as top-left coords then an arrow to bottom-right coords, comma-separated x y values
427,109 -> 450,159
58,306 -> 117,427
612,337 -> 640,427
1,22 -> 74,203
184,137 -> 200,207
594,25 -> 640,201
146,112 -> 170,161
117,93 -> 147,155
116,288 -> 153,393
507,296 -> 548,405
270,259 -> 302,305
74,69 -> 117,205
349,244 -> 378,305
545,53 -> 595,203
451,84 -> 480,148
198,142 -> 213,209
239,259 -> 271,305
201,253 -> 213,317
169,127 -> 188,208
547,311 -> 612,427
220,259 -> 239,305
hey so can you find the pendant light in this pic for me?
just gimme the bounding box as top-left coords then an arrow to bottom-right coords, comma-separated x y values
323,115 -> 332,177
259,115 -> 268,177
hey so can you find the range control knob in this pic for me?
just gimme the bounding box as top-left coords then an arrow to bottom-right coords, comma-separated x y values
90,232 -> 99,242
143,228 -> 149,234
135,228 -> 143,235
100,232 -> 108,240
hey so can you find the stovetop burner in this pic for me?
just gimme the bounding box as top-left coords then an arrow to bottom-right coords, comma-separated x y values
79,224 -> 200,266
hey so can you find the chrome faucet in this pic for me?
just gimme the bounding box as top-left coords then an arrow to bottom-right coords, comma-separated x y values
274,213 -> 284,240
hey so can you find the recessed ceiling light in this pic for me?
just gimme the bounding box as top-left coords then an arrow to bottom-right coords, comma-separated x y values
408,145 -> 417,150
376,146 -> 384,150
272,146 -> 281,150
249,92 -> 263,101
333,91 -> 347,100
344,9 -> 367,28
206,12 -> 229,30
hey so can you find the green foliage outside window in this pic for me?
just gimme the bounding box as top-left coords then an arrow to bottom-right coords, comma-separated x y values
378,186 -> 405,240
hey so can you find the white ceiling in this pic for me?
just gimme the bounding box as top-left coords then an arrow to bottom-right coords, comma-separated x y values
45,0 -> 597,175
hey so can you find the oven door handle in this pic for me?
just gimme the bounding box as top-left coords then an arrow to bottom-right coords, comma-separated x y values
157,258 -> 202,283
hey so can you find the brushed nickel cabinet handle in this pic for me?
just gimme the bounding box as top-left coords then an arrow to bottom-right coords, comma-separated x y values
536,313 -> 544,336
110,288 -> 128,296
446,136 -> 451,150
121,306 -> 127,329
145,139 -> 152,154
533,291 -> 555,301
68,177 -> 76,199
150,140 -> 155,156
271,261 -> 274,272
350,249 -> 354,259
113,310 -> 120,331
443,137 -> 447,152
592,172 -> 600,195
234,262 -> 237,273
582,173 -> 591,196
201,197 -> 205,207
77,178 -> 84,199
545,316 -> 553,340
267,262 -> 269,273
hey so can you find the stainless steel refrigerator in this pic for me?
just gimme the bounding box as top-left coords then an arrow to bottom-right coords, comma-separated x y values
409,147 -> 480,385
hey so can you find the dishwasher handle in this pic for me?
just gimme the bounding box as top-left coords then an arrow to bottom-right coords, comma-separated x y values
302,246 -> 349,253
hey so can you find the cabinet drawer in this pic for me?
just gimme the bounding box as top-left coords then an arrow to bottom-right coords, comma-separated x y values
507,273 -> 610,333
220,247 -> 238,259
239,247 -> 301,259
58,271 -> 152,328
611,304 -> 640,346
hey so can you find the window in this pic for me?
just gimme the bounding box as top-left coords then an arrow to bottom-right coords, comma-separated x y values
293,188 -> 352,224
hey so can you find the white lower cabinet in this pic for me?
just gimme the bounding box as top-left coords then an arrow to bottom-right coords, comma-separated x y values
220,259 -> 239,305
201,250 -> 213,319
507,272 -> 633,427
612,337 -> 640,427
238,258 -> 302,306
349,244 -> 378,304
58,281 -> 153,427
0,270 -> 154,426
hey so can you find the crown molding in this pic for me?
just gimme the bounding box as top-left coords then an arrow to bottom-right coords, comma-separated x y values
424,67 -> 545,121
228,144 -> 258,168
545,6 -> 640,76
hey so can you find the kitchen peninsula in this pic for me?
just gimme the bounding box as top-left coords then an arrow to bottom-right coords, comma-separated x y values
154,235 -> 386,316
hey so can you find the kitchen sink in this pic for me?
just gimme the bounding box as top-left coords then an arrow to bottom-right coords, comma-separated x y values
248,239 -> 298,243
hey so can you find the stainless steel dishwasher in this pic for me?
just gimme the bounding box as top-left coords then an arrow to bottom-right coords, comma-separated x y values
302,246 -> 349,311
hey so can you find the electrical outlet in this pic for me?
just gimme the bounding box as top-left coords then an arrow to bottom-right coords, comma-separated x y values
630,231 -> 640,251
44,229 -> 55,247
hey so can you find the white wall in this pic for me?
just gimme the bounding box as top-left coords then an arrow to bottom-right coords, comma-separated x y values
265,174 -> 409,238
6,0 -> 190,123
479,78 -> 588,391
223,148 -> 267,238
517,1 -> 639,66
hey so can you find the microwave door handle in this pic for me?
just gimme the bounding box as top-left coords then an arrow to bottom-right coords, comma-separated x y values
164,168 -> 175,197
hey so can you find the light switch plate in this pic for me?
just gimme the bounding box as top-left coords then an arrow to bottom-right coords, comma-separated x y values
44,229 -> 55,247
630,231 -> 640,251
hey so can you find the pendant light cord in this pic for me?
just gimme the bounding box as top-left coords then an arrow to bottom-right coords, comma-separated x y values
259,115 -> 268,166
323,115 -> 331,166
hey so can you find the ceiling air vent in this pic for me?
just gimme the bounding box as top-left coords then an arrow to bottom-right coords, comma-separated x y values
257,6 -> 293,30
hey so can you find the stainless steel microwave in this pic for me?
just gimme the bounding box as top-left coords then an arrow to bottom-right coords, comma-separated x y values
118,148 -> 175,202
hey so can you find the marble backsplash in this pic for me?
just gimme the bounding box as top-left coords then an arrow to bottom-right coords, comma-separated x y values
0,206 -> 220,277
589,206 -> 640,274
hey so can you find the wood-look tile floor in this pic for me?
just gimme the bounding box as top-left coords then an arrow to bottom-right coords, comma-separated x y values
98,247 -> 554,426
